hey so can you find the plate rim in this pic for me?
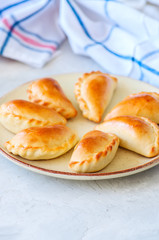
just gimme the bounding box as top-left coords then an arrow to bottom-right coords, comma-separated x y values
1,73 -> 159,180
1,147 -> 159,179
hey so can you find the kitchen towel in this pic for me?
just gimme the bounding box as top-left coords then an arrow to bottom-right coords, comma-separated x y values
1,0 -> 159,87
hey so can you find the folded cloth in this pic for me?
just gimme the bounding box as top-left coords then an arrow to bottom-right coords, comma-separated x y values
0,0 -> 65,68
1,0 -> 159,87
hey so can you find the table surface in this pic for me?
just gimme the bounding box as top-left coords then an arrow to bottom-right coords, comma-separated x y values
0,40 -> 159,240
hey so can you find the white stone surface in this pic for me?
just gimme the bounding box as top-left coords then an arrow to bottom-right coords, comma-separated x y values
0,40 -> 159,240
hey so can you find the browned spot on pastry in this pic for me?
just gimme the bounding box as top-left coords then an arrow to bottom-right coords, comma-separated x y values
150,147 -> 155,154
96,152 -> 102,160
69,161 -> 79,167
108,145 -> 112,151
43,102 -> 50,107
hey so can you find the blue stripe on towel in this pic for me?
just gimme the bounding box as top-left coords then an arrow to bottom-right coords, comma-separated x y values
0,0 -> 51,54
140,49 -> 159,61
0,0 -> 30,17
11,15 -> 59,46
104,0 -> 119,23
0,27 -> 52,55
66,0 -> 159,77
84,24 -> 118,50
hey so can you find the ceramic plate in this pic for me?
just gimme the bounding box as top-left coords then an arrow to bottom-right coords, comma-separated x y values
0,73 -> 159,180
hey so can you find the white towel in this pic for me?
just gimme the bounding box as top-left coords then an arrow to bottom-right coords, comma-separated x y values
1,0 -> 159,87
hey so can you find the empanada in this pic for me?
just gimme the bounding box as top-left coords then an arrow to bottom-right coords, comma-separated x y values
74,71 -> 117,123
27,78 -> 77,119
5,125 -> 78,160
0,100 -> 66,133
95,116 -> 159,157
69,130 -> 119,173
105,92 -> 159,123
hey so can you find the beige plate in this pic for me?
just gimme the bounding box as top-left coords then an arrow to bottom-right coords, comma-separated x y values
0,73 -> 159,180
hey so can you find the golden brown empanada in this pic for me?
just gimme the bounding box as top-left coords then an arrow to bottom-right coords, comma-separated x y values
0,100 -> 66,133
74,71 -> 117,123
27,78 -> 77,119
105,92 -> 159,123
5,125 -> 78,160
95,116 -> 159,157
69,130 -> 119,173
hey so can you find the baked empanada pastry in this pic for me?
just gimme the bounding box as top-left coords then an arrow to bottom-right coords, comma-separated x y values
95,116 -> 159,157
0,100 -> 66,133
75,71 -> 117,123
105,92 -> 159,123
69,130 -> 119,173
27,78 -> 77,119
5,125 -> 78,160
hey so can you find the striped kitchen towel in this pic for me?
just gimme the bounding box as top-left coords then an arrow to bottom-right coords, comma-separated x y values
0,0 -> 65,68
1,0 -> 159,87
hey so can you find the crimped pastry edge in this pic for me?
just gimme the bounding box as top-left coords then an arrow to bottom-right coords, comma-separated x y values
27,80 -> 77,119
69,132 -> 119,173
74,71 -> 117,123
96,115 -> 159,157
5,133 -> 78,160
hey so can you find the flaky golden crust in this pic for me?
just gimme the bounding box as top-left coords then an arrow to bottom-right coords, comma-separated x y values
0,100 -> 66,133
5,125 -> 79,160
74,71 -> 117,123
69,130 -> 119,173
95,115 -> 159,157
105,92 -> 159,123
27,78 -> 77,119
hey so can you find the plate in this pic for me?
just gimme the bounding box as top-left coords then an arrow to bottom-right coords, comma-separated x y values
0,73 -> 159,180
